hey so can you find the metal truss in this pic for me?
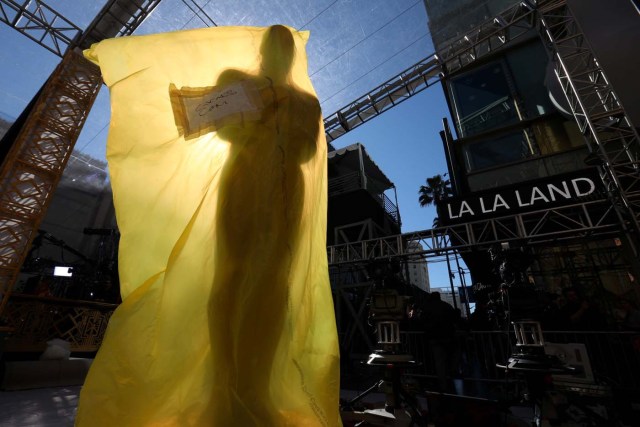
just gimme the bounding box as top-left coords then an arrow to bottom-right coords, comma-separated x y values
323,55 -> 441,142
327,198 -> 619,265
322,0 -> 538,142
534,243 -> 626,272
536,0 -> 640,261
79,0 -> 162,48
437,0 -> 537,74
0,50 -> 102,316
0,0 -> 81,57
324,0 -> 639,356
0,0 -> 162,56
0,1 -> 162,319
331,278 -> 374,355
322,0 -> 640,266
1,0 -> 634,356
0,0 -> 537,146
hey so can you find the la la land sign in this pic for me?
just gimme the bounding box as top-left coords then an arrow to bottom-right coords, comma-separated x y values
441,172 -> 601,225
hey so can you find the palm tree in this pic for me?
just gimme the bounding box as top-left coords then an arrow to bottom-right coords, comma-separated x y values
419,174 -> 453,229
418,173 -> 452,208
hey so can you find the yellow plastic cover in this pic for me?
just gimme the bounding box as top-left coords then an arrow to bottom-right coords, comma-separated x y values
77,25 -> 341,427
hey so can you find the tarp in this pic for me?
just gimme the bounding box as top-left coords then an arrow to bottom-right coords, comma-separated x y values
78,25 -> 341,427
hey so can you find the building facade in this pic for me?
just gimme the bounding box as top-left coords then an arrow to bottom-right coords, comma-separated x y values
406,241 -> 430,293
425,0 -> 640,327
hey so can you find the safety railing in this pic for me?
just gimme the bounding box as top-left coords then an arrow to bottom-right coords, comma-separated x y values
328,172 -> 400,226
376,191 -> 400,226
328,171 -> 361,196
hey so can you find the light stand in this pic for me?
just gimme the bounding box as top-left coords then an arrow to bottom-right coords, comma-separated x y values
340,289 -> 424,426
497,320 -> 575,427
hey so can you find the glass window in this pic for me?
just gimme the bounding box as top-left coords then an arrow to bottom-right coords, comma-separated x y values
504,41 -> 556,118
532,116 -> 586,155
463,130 -> 535,171
450,62 -> 518,137
466,146 -> 590,191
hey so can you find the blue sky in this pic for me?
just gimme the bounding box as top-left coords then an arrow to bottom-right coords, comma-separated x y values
0,0 -> 459,288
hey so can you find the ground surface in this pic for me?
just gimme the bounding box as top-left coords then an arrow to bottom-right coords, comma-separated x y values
0,386 -> 79,427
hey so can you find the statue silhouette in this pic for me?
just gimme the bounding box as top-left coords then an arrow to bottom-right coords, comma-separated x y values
206,25 -> 321,425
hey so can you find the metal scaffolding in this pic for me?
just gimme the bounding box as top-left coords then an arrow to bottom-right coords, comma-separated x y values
79,0 -> 162,47
437,0 -> 537,73
0,0 -> 163,317
327,197 -> 618,265
0,0 -> 81,57
323,0 -> 640,265
325,0 -> 640,351
536,0 -> 640,265
322,55 -> 441,142
0,49 -> 102,315
322,0 -> 540,142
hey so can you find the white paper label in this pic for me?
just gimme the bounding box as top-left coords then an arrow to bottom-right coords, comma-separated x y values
171,80 -> 263,138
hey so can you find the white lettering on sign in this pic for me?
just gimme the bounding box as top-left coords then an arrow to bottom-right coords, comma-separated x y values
459,201 -> 475,216
447,203 -> 458,219
493,194 -> 510,211
547,182 -> 571,201
572,177 -> 595,197
515,190 -> 530,207
530,187 -> 550,204
479,197 -> 492,213
443,176 -> 598,222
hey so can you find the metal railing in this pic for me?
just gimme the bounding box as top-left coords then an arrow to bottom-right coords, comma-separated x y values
328,171 -> 362,195
375,191 -> 400,225
328,172 -> 400,226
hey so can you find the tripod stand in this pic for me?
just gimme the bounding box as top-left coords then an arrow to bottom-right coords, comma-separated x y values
497,320 -> 576,427
340,315 -> 425,426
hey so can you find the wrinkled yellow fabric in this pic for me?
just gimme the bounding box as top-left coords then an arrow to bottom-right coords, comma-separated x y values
77,25 -> 341,427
